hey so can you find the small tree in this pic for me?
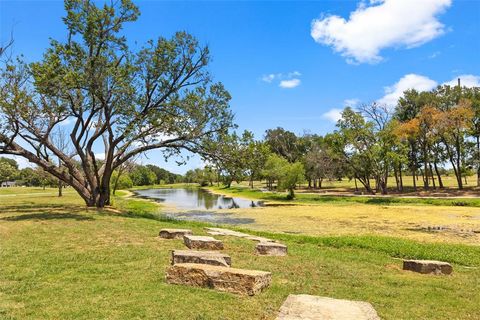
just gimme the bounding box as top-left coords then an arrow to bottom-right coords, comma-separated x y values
129,165 -> 157,186
0,161 -> 18,185
110,172 -> 133,191
277,162 -> 305,199
262,154 -> 286,190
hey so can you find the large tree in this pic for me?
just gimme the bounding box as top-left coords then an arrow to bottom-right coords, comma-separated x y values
0,0 -> 233,207
264,127 -> 302,163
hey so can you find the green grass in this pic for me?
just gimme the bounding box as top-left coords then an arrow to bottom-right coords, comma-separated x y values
1,188 -> 479,319
208,185 -> 480,207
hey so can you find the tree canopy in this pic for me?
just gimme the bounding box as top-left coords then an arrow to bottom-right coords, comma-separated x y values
0,0 -> 233,206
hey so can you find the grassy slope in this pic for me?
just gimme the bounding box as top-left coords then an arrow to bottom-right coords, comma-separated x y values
0,188 -> 479,319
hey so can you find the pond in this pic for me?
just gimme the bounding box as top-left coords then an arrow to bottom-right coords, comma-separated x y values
134,188 -> 264,211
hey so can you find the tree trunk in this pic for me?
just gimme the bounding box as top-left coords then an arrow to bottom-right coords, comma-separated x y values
287,188 -> 294,199
58,156 -> 63,197
477,136 -> 480,187
433,161 -> 443,188
112,171 -> 121,195
398,164 -> 404,192
429,162 -> 436,189
58,180 -> 63,197
410,140 -> 417,191
455,137 -> 463,189
412,169 -> 417,191
393,165 -> 400,192
96,188 -> 111,208
423,162 -> 429,190
357,176 -> 375,195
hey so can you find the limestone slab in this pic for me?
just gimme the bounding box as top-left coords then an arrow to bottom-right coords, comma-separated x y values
158,228 -> 192,239
276,294 -> 380,320
205,227 -> 274,243
183,235 -> 224,250
403,259 -> 453,275
256,242 -> 288,256
171,250 -> 231,267
166,263 -> 271,296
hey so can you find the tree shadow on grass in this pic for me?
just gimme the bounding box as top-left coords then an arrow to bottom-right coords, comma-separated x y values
1,212 -> 94,221
0,204 -> 94,221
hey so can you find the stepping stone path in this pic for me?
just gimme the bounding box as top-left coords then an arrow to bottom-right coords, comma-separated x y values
159,228 -> 192,239
205,227 -> 275,243
256,242 -> 287,256
205,227 -> 288,256
166,263 -> 271,296
403,259 -> 453,275
171,250 -> 231,267
183,235 -> 224,250
276,294 -> 380,320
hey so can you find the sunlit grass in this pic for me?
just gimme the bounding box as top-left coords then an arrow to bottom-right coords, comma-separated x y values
1,188 -> 479,319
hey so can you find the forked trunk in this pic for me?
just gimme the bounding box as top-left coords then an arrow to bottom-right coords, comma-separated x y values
82,186 -> 111,208
434,161 -> 443,188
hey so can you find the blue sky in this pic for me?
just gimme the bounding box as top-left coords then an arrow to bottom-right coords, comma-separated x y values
1,0 -> 479,173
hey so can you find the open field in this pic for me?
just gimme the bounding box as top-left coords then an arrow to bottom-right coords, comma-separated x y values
1,187 -> 480,319
238,175 -> 480,197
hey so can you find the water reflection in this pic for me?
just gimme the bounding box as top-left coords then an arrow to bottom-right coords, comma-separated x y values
134,188 -> 263,211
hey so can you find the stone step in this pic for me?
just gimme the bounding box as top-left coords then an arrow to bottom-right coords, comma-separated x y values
205,227 -> 274,243
256,242 -> 288,256
403,259 -> 453,275
183,235 -> 224,250
159,228 -> 192,239
171,250 -> 232,267
276,294 -> 380,320
166,263 -> 271,296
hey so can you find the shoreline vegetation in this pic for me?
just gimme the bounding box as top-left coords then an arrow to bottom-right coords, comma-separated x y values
109,181 -> 480,207
205,183 -> 480,207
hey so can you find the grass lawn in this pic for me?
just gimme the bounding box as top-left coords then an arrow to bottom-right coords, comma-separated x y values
1,187 -> 479,319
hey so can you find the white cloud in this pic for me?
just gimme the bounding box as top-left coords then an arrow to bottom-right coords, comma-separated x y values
94,153 -> 105,160
322,108 -> 343,123
311,0 -> 451,64
428,51 -> 441,59
344,98 -> 360,107
288,71 -> 302,77
443,74 -> 480,88
279,78 -> 301,89
261,74 -> 276,83
378,74 -> 438,107
261,71 -> 302,88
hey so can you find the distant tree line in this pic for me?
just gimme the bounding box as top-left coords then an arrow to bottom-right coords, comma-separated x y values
4,83 -> 479,199
0,157 -> 59,188
0,157 -> 182,194
110,163 -> 183,194
188,83 -> 480,197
